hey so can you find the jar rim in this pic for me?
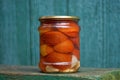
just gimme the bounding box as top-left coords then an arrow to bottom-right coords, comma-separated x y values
39,16 -> 80,21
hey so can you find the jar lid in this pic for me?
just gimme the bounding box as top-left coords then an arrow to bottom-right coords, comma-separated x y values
39,16 -> 79,21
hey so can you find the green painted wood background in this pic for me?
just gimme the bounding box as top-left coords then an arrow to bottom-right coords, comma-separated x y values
0,0 -> 120,68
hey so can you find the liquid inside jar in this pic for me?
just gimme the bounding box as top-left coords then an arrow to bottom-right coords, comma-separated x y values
38,17 -> 80,73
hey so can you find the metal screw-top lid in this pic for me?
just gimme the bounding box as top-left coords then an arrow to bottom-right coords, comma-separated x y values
39,16 -> 79,21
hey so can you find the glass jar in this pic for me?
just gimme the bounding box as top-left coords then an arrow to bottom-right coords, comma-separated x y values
38,16 -> 80,73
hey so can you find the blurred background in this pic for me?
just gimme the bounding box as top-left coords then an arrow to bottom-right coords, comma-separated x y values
0,0 -> 120,68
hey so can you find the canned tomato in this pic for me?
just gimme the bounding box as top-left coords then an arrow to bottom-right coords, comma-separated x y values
38,16 -> 80,73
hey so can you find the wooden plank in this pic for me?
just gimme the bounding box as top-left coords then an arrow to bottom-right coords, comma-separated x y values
68,0 -> 103,67
0,0 -> 4,64
15,0 -> 31,65
53,0 -> 68,15
29,0 -> 68,65
102,0 -> 120,67
0,0 -> 31,65
0,65 -> 120,80
0,0 -> 18,65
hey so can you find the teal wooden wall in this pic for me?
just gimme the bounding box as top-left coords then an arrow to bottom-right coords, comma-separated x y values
0,0 -> 120,68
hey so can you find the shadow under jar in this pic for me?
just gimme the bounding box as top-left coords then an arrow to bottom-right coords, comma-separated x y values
38,16 -> 81,73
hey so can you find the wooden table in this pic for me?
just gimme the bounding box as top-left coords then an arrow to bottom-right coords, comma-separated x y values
0,65 -> 120,80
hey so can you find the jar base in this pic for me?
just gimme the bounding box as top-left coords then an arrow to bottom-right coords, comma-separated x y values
40,61 -> 80,73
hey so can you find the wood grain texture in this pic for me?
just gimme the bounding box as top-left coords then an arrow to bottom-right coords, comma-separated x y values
0,0 -> 31,65
0,0 -> 17,65
0,65 -> 120,80
0,0 -> 120,68
53,0 -> 68,15
102,0 -> 120,68
15,0 -> 31,65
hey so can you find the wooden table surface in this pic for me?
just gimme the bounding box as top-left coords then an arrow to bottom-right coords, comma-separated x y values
0,65 -> 120,80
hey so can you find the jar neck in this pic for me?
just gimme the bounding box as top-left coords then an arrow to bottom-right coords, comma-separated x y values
40,20 -> 78,24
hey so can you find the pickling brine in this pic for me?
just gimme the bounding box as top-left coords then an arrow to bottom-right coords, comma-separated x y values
38,16 -> 80,73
